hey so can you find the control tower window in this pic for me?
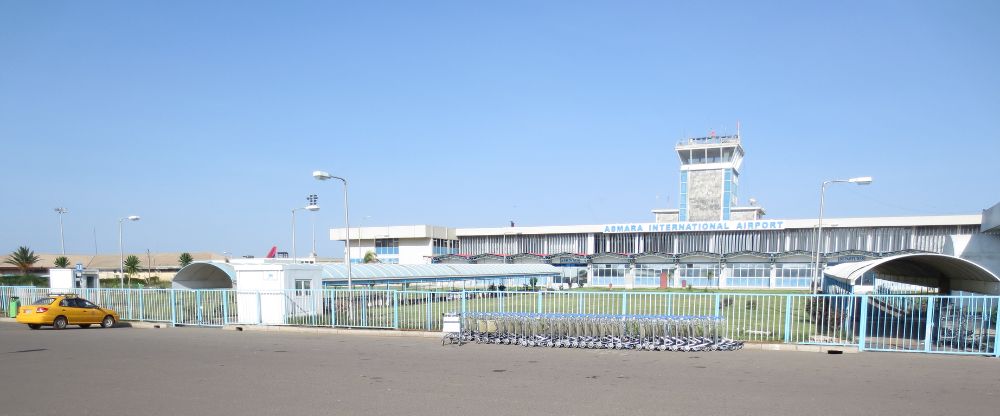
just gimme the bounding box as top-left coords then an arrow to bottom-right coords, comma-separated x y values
706,148 -> 722,163
679,150 -> 691,165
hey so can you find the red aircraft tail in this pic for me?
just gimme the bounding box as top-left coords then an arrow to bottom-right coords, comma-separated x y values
266,246 -> 277,258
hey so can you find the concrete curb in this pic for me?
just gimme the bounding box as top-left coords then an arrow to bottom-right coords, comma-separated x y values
1,316 -> 169,330
221,324 -> 441,338
125,321 -> 170,329
742,342 -> 859,354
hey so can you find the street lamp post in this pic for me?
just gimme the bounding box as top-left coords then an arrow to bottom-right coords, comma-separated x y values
313,170 -> 351,290
291,201 -> 320,260
54,207 -> 68,255
813,176 -> 872,293
119,215 -> 141,288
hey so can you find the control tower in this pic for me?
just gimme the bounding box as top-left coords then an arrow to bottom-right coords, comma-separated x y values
653,131 -> 765,223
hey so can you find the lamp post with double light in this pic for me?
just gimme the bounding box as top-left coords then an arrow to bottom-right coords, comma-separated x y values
813,176 -> 872,293
119,215 -> 140,288
312,171 -> 351,290
291,199 -> 320,260
54,207 -> 68,255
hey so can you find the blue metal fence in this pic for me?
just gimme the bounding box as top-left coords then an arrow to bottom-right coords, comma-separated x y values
2,286 -> 997,357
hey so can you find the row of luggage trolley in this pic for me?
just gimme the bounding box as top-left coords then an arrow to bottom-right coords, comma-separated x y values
443,312 -> 743,351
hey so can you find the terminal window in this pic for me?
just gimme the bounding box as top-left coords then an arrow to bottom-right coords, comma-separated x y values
433,238 -> 459,255
375,238 -> 399,255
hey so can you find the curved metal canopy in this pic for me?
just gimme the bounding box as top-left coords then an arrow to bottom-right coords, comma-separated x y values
172,261 -> 237,289
824,253 -> 1000,294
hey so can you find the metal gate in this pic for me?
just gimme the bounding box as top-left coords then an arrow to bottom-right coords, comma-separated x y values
863,295 -> 998,355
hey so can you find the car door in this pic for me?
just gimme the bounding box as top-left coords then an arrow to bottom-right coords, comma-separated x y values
57,298 -> 82,323
78,299 -> 100,323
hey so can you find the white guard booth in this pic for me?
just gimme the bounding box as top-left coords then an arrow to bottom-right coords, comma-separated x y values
234,263 -> 322,325
49,268 -> 101,291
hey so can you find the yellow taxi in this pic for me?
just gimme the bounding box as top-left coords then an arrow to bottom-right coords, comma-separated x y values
16,294 -> 119,330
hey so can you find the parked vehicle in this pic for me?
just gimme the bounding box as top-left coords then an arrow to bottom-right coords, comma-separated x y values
16,294 -> 119,330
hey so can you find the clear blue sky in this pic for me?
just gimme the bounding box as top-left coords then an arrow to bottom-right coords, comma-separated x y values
2,1 -> 998,258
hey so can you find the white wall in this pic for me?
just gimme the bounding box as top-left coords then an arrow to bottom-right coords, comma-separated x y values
49,269 -> 74,290
234,266 -> 285,324
950,233 -> 1000,278
399,238 -> 433,264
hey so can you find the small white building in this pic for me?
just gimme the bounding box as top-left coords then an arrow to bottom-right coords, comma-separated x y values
48,268 -> 101,291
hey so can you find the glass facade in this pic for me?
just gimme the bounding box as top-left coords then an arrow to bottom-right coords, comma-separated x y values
590,264 -> 628,287
432,238 -> 459,255
634,264 -> 673,287
375,238 -> 400,255
679,171 -> 688,221
676,263 -> 720,287
722,169 -> 737,220
776,263 -> 813,288
728,262 -> 771,287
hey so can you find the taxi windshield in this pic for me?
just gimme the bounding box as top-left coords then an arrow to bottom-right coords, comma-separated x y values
31,297 -> 57,306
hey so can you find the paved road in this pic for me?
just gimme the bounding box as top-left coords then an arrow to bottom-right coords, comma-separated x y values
1,322 -> 999,415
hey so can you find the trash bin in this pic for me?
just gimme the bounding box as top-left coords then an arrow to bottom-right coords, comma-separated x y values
8,296 -> 20,318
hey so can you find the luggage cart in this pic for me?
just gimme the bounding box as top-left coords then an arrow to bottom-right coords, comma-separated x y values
442,312 -> 463,346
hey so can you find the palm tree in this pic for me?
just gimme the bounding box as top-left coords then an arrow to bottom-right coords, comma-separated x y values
363,250 -> 379,263
124,255 -> 141,287
4,246 -> 40,276
178,252 -> 194,267
53,256 -> 70,268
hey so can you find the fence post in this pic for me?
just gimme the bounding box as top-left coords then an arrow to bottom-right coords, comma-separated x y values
713,294 -> 721,317
784,295 -> 793,343
994,298 -> 1000,358
256,291 -> 262,325
169,289 -> 177,327
621,292 -> 628,315
330,290 -> 337,327
425,294 -> 432,331
461,291 -> 467,319
393,291 -> 399,329
537,291 -> 543,314
361,291 -> 368,327
222,290 -> 229,326
139,289 -> 145,322
578,292 -> 584,314
499,291 -> 505,313
126,289 -> 133,320
196,290 -> 203,325
924,297 -> 935,353
858,294 -> 869,352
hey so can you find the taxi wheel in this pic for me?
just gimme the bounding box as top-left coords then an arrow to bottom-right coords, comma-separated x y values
79,324 -> 92,328
101,316 -> 116,328
28,324 -> 41,330
53,316 -> 68,330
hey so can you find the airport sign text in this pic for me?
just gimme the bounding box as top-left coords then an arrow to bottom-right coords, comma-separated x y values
603,220 -> 786,233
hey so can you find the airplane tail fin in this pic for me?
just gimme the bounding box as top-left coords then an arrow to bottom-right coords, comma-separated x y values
266,246 -> 277,258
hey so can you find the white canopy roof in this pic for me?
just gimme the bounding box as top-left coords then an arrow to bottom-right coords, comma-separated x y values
824,253 -> 1000,294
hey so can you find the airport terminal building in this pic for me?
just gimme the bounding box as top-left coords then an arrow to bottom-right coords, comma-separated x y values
332,134 -> 1000,291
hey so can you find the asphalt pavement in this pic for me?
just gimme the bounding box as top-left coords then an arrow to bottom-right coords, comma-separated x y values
1,322 -> 999,416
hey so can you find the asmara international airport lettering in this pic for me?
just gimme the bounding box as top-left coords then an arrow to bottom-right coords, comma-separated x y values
603,221 -> 785,233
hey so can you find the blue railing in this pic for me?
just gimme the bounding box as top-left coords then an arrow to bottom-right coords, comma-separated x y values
2,286 -> 997,356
